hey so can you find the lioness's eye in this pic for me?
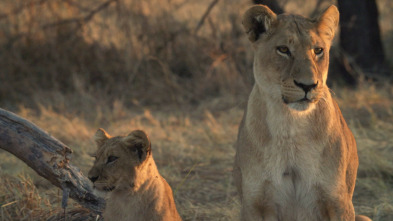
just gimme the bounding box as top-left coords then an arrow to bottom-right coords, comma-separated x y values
277,46 -> 291,55
314,47 -> 323,55
107,156 -> 119,164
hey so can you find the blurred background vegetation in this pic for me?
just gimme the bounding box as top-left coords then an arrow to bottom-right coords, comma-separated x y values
0,0 -> 392,109
0,0 -> 392,220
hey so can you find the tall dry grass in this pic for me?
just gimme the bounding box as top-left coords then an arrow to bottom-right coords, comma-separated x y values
0,0 -> 392,220
0,0 -> 252,109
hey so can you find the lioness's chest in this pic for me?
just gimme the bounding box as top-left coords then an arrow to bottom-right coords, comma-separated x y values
243,136 -> 325,219
244,109 -> 326,204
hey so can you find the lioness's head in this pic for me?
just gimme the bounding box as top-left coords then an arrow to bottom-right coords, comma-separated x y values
243,5 -> 339,111
88,128 -> 151,192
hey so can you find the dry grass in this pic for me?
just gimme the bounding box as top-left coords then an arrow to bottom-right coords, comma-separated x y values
1,102 -> 244,220
334,83 -> 393,220
1,86 -> 393,220
0,0 -> 251,107
0,0 -> 392,220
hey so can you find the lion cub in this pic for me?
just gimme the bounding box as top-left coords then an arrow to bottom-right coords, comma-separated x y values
88,129 -> 181,221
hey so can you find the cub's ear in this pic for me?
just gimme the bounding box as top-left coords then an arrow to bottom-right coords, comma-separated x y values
122,130 -> 151,162
94,128 -> 111,147
242,5 -> 277,42
316,5 -> 339,40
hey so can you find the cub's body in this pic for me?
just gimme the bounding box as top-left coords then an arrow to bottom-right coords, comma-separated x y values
104,158 -> 180,221
88,129 -> 181,221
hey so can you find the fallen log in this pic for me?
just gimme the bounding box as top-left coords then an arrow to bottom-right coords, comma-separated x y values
0,108 -> 105,214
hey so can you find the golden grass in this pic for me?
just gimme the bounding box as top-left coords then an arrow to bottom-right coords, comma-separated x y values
1,85 -> 393,220
0,0 -> 392,220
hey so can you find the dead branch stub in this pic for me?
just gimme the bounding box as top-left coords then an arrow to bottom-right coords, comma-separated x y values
0,108 -> 104,214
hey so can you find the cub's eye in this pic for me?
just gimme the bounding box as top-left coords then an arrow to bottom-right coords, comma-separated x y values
107,156 -> 119,164
277,46 -> 291,55
314,47 -> 323,56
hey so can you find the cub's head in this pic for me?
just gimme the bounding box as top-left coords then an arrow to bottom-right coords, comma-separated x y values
243,5 -> 339,111
87,128 -> 151,192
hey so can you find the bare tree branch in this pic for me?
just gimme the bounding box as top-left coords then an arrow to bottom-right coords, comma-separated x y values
42,0 -> 117,29
0,108 -> 104,214
195,0 -> 220,34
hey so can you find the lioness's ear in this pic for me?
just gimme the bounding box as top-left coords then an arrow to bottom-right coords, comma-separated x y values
316,5 -> 339,40
94,128 -> 111,147
242,5 -> 277,42
122,130 -> 151,162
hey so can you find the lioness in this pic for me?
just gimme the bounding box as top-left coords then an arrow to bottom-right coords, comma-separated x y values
233,5 -> 371,221
88,129 -> 182,221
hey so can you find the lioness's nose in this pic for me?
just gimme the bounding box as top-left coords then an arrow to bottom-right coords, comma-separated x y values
89,176 -> 99,183
294,80 -> 318,93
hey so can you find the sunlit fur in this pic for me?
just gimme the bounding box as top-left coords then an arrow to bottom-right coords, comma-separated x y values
88,129 -> 182,221
234,5 -> 371,221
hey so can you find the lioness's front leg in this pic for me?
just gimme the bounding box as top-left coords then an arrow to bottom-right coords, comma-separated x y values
324,200 -> 355,221
240,177 -> 279,221
240,197 -> 277,221
318,186 -> 356,221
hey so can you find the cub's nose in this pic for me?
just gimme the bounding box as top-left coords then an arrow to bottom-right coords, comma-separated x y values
89,176 -> 99,183
294,80 -> 318,93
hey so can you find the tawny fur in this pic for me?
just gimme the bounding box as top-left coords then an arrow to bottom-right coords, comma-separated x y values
233,5 -> 371,221
88,129 -> 181,221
